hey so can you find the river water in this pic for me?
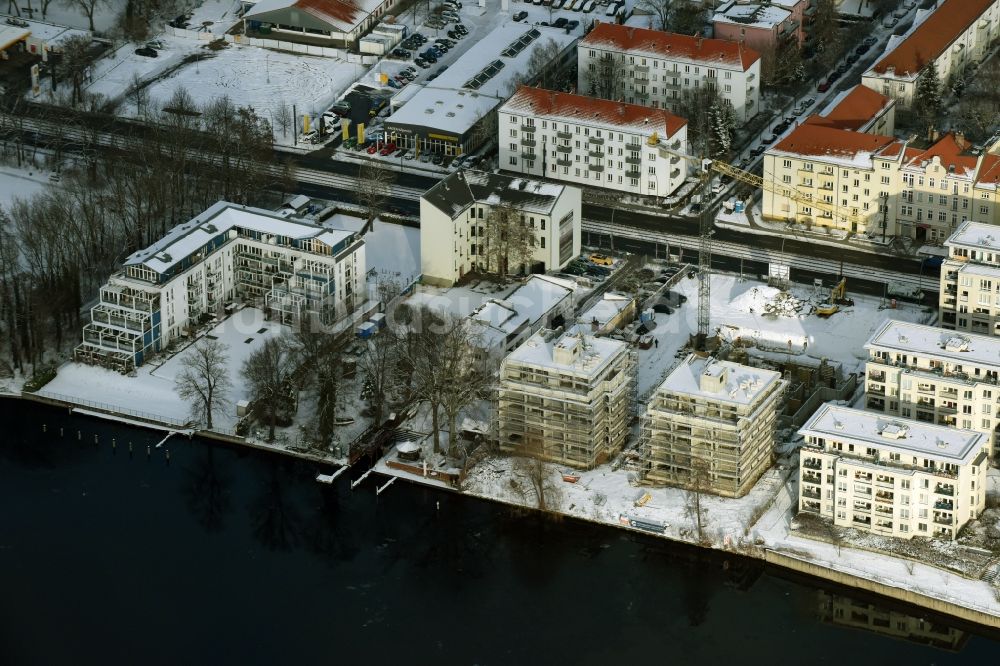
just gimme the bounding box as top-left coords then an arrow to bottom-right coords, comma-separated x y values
1,398 -> 998,665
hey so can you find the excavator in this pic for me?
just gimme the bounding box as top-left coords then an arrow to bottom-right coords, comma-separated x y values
815,278 -> 853,317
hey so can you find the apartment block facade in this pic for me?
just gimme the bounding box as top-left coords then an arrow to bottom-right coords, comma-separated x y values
862,0 -> 1000,107
577,23 -> 761,122
419,169 -> 581,287
498,86 -> 689,199
640,354 -> 785,497
940,220 -> 1000,335
74,202 -> 365,371
798,404 -> 987,540
498,329 -> 637,469
863,319 -> 1000,459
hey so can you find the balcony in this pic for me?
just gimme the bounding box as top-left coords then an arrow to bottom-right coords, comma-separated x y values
588,149 -> 603,158
803,458 -> 823,470
556,158 -> 572,167
520,152 -> 536,161
633,76 -> 649,84
875,490 -> 894,502
934,484 -> 955,496
867,383 -> 886,396
625,169 -> 641,179
556,144 -> 572,154
520,123 -> 535,132
934,516 -> 954,526
934,500 -> 954,511
802,473 -> 823,485
802,487 -> 821,499
589,164 -> 604,173
868,370 -> 886,383
625,156 -> 641,165
852,515 -> 872,526
588,135 -> 604,145
521,138 -> 536,147
625,143 -> 641,152
556,130 -> 572,140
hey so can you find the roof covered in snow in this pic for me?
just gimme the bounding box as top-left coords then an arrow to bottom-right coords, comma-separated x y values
243,0 -> 384,32
385,23 -> 578,137
870,0 -> 994,78
505,328 -> 627,377
579,293 -> 634,327
581,23 -> 760,70
864,319 -> 1000,370
713,3 -> 791,30
469,275 -> 573,348
800,403 -> 984,464
656,354 -> 782,407
501,86 -> 687,137
422,169 -> 569,219
124,201 -> 357,275
945,219 -> 1000,252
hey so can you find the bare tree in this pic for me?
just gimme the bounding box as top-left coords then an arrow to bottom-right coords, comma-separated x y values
127,71 -> 150,119
482,203 -> 535,280
65,0 -> 110,32
684,456 -> 711,544
7,1 -> 21,17
584,53 -> 623,100
357,160 -> 396,232
175,338 -> 233,430
512,440 -> 562,512
292,317 -> 346,449
241,336 -> 297,441
636,0 -> 671,30
275,101 -> 293,139
359,327 -> 397,427
438,319 -> 489,458
55,35 -> 95,107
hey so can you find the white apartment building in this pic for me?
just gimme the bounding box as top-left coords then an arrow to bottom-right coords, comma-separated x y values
862,0 -> 1000,107
640,354 -> 786,497
74,202 -> 365,371
940,220 -> 1000,335
863,318 -> 1000,459
419,169 -> 581,287
498,86 -> 689,199
798,404 -> 988,541
498,328 -> 637,469
577,23 -> 761,122
762,123 -> 904,234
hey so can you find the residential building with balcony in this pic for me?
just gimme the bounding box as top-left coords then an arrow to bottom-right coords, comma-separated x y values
419,169 -> 581,287
712,0 -> 808,54
863,318 -> 1000,458
577,23 -> 761,122
861,0 -> 1000,107
497,86 -> 689,199
498,328 -> 637,469
762,124 -> 905,234
798,403 -> 988,541
640,354 -> 786,497
939,220 -> 1000,335
74,202 -> 365,372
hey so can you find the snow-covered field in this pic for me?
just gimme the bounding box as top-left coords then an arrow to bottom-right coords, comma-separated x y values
323,215 -> 421,285
39,308 -> 288,430
0,164 -> 55,209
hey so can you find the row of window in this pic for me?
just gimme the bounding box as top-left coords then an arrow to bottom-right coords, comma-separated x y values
584,49 -> 739,78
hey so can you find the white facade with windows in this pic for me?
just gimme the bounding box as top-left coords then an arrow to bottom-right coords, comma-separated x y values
863,318 -> 1000,459
497,87 -> 689,199
74,202 -> 365,371
419,170 -> 582,287
577,23 -> 761,122
798,404 -> 987,541
939,220 -> 1000,336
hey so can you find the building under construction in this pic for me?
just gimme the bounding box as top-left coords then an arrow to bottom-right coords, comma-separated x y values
498,328 -> 637,469
639,353 -> 786,497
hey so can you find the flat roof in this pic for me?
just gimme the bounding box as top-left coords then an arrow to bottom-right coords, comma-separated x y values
0,25 -> 30,51
656,354 -> 782,407
945,219 -> 1000,251
125,201 -> 356,275
386,23 -> 578,137
800,403 -> 984,464
713,4 -> 791,30
244,0 -> 383,32
506,329 -> 627,378
864,318 -> 1000,370
470,275 -> 572,347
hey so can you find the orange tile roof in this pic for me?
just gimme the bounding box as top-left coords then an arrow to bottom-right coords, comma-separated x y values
804,85 -> 893,131
503,86 -> 688,136
772,124 -> 899,161
581,23 -> 760,71
977,154 -> 1000,186
872,0 -> 995,77
903,133 -> 979,175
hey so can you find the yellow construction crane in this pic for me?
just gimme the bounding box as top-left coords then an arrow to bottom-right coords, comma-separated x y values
651,140 -> 866,230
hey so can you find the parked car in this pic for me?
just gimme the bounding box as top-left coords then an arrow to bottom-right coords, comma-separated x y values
566,19 -> 579,30
553,17 -> 568,28
135,46 -> 158,57
396,148 -> 408,158
447,29 -> 463,40
454,24 -> 468,35
653,303 -> 674,315
302,130 -> 319,144
387,78 -> 401,89
415,58 -> 430,68
582,0 -> 595,12
432,154 -> 444,165
391,48 -> 410,59
420,152 -> 433,163
513,10 -> 528,21
367,144 -> 378,154
590,253 -> 614,266
817,80 -> 830,92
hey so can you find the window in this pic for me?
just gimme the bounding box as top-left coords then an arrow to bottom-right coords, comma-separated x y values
509,156 -> 517,165
782,159 -> 792,168
540,237 -> 545,249
509,143 -> 517,152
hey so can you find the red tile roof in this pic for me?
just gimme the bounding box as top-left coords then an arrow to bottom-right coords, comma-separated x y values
903,133 -> 980,175
245,0 -> 377,31
503,86 -> 688,136
871,0 -> 995,77
804,85 -> 894,131
977,154 -> 1000,186
772,124 -> 899,161
581,23 -> 760,71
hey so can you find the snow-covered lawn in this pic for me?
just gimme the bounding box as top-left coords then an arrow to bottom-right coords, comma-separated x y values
0,164 -> 55,209
39,308 -> 288,430
323,215 -> 421,285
